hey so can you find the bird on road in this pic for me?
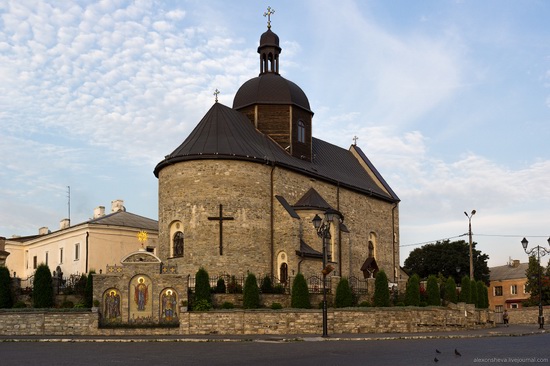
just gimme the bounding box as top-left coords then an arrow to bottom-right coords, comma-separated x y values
455,348 -> 462,357
436,349 -> 441,354
434,357 -> 439,362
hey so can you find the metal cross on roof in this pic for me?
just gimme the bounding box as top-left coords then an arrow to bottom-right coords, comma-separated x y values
214,88 -> 220,103
353,135 -> 359,146
264,6 -> 275,29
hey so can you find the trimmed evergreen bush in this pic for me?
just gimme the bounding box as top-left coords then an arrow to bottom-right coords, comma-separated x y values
243,273 -> 260,309
33,264 -> 54,308
405,274 -> 420,306
215,278 -> 226,294
470,279 -> 478,307
459,276 -> 471,303
194,267 -> 211,305
0,266 -> 13,309
291,273 -> 310,309
75,273 -> 87,296
476,280 -> 486,308
334,277 -> 353,308
426,275 -> 441,306
260,275 -> 273,294
373,270 -> 390,307
444,276 -> 457,304
270,302 -> 283,310
84,270 -> 95,308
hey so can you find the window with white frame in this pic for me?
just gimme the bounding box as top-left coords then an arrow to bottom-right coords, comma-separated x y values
75,243 -> 80,261
494,286 -> 503,296
511,284 -> 518,295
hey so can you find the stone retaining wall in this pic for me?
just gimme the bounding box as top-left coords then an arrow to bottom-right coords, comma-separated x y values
507,306 -> 550,325
0,305 -> 493,336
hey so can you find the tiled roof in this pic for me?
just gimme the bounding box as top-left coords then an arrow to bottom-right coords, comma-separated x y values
489,263 -> 529,281
87,211 -> 158,232
155,103 -> 399,203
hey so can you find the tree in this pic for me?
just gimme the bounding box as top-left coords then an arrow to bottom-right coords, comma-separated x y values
84,270 -> 95,308
426,275 -> 440,306
525,256 -> 550,306
194,267 -> 211,305
444,276 -> 457,304
373,270 -> 390,307
405,274 -> 420,306
476,280 -> 487,309
403,240 -> 490,284
470,279 -> 478,307
260,275 -> 273,294
33,264 -> 54,308
291,273 -> 310,309
243,273 -> 260,309
334,277 -> 353,308
0,266 -> 13,308
459,276 -> 471,303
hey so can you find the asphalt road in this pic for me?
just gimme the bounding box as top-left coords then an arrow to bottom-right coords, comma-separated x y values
1,334 -> 548,366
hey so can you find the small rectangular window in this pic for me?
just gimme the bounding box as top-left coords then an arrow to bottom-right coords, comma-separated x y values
75,243 -> 80,261
511,303 -> 519,309
511,285 -> 518,295
45,251 -> 48,266
494,286 -> 503,296
495,305 -> 503,313
33,256 -> 37,269
59,248 -> 63,264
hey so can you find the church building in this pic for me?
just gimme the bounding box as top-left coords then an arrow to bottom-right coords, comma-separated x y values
153,20 -> 401,284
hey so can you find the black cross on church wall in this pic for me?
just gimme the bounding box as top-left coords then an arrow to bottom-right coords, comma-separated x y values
208,204 -> 234,255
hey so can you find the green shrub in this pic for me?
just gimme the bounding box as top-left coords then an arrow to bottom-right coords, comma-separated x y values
426,275 -> 441,306
60,300 -> 74,308
74,302 -> 85,308
270,302 -> 283,310
75,274 -> 87,297
0,266 -> 14,309
444,276 -> 457,304
291,273 -> 310,309
373,270 -> 390,307
476,280 -> 487,308
84,270 -> 95,308
260,275 -> 273,294
405,274 -> 420,306
215,278 -> 226,294
227,276 -> 243,294
221,301 -> 234,309
459,276 -> 471,303
13,300 -> 27,308
192,299 -> 212,311
334,277 -> 353,308
273,284 -> 285,294
419,301 -> 428,307
33,264 -> 54,308
395,302 -> 406,307
358,300 -> 371,307
470,279 -> 478,307
243,273 -> 260,309
194,267 -> 211,305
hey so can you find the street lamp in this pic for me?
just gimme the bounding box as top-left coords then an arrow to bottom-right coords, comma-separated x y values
464,210 -> 476,280
521,237 -> 550,329
312,208 -> 340,337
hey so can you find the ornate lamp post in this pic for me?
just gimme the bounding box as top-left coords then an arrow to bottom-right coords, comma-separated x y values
464,210 -> 476,280
312,208 -> 339,337
521,237 -> 550,329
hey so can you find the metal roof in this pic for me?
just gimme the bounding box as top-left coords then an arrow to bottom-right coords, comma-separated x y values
154,102 -> 399,203
489,263 -> 529,281
87,211 -> 158,232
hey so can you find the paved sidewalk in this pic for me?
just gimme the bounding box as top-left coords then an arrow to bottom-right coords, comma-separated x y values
0,324 -> 547,343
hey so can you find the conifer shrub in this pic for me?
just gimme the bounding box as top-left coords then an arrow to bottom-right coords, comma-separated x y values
75,273 -> 87,296
33,264 -> 54,308
444,276 -> 458,304
84,270 -> 95,308
426,275 -> 441,306
0,266 -> 14,309
476,280 -> 486,308
260,275 -> 273,294
373,270 -> 390,307
405,274 -> 420,306
291,273 -> 310,309
215,278 -> 226,294
459,276 -> 471,303
194,267 -> 211,305
470,279 -> 478,307
334,277 -> 353,308
243,273 -> 260,309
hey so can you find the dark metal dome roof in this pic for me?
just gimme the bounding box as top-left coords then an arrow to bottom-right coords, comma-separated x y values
259,29 -> 280,49
232,73 -> 311,112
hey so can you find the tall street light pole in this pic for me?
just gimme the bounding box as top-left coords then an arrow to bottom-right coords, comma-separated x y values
521,237 -> 550,329
312,209 -> 339,338
464,210 -> 476,280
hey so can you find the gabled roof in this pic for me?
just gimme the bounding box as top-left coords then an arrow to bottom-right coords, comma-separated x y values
295,239 -> 322,258
87,211 -> 158,232
489,263 -> 529,281
155,102 -> 399,203
293,188 -> 332,210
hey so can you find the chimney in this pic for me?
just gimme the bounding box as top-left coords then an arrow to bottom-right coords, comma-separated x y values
111,199 -> 126,213
38,227 -> 50,235
512,259 -> 520,268
93,206 -> 106,219
60,218 -> 70,230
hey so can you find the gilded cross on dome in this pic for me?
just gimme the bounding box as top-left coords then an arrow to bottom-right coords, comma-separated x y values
263,6 -> 275,29
214,88 -> 220,103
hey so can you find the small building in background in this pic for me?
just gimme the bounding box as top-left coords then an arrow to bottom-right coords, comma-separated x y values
489,259 -> 529,313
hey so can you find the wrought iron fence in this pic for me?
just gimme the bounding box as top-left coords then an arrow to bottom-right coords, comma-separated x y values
349,276 -> 370,294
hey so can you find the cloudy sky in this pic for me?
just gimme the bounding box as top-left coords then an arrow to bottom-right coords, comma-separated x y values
1,0 -> 549,267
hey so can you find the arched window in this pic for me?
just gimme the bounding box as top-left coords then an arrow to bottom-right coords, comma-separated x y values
280,263 -> 288,284
173,231 -> 184,257
368,232 -> 377,258
297,120 -> 305,143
